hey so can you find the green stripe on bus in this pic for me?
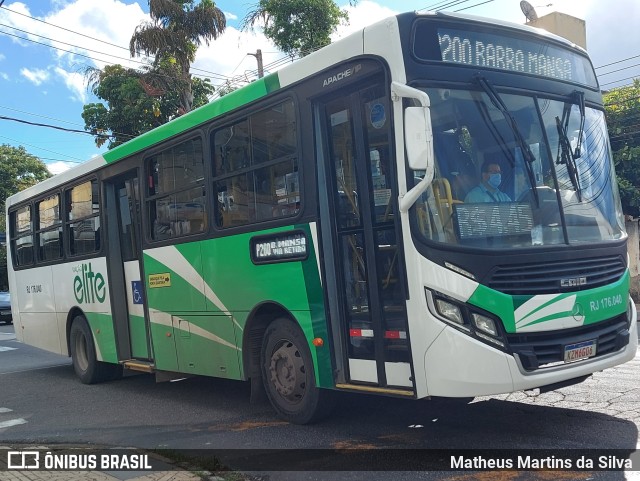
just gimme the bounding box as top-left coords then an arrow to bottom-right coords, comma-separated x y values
103,73 -> 281,164
142,224 -> 318,379
469,270 -> 630,333
84,312 -> 118,363
297,223 -> 334,388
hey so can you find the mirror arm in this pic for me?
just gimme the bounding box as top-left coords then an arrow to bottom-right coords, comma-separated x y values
391,81 -> 431,108
391,82 -> 434,213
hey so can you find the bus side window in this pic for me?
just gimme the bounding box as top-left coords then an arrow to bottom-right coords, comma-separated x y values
147,138 -> 206,241
212,98 -> 299,229
66,181 -> 101,256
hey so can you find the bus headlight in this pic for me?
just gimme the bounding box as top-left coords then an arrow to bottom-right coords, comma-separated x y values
426,288 -> 507,350
435,298 -> 464,325
472,313 -> 498,336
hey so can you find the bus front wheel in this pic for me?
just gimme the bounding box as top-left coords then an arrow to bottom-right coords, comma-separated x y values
69,315 -> 122,384
261,318 -> 333,424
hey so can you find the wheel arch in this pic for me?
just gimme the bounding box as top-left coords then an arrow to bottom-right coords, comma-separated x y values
242,301 -> 301,382
65,306 -> 87,357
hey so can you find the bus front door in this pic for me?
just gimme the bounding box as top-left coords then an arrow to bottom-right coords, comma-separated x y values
104,171 -> 151,361
317,79 -> 414,392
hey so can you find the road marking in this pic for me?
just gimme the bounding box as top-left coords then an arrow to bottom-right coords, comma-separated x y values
0,408 -> 12,413
0,346 -> 17,352
0,418 -> 27,429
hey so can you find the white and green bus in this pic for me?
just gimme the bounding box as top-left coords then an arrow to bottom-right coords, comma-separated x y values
7,11 -> 637,424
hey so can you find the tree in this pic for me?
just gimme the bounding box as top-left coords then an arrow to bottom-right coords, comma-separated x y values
82,63 -> 214,149
242,0 -> 349,58
0,145 -> 51,289
604,79 -> 640,216
0,145 -> 51,209
129,0 -> 226,114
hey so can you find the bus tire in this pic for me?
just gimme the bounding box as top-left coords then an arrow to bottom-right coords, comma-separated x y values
261,318 -> 334,424
69,315 -> 122,384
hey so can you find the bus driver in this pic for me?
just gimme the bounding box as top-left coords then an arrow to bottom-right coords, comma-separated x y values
464,160 -> 511,203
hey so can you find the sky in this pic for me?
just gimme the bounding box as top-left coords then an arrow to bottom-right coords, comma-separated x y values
0,0 -> 638,175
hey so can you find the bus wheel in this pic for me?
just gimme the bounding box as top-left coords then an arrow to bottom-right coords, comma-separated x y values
69,315 -> 122,384
261,318 -> 333,424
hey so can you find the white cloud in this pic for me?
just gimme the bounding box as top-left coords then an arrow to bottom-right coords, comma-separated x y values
192,26 -> 282,90
47,161 -> 75,175
224,11 -> 238,21
2,0 -> 148,93
193,1 -> 400,91
20,67 -> 50,85
0,72 -> 8,81
0,53 -> 5,61
334,1 -> 399,39
42,0 -> 148,69
54,67 -> 87,103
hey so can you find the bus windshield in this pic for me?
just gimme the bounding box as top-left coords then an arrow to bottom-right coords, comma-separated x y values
412,86 -> 626,249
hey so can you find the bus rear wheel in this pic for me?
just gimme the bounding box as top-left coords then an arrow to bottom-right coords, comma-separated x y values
261,318 -> 333,424
69,315 -> 122,384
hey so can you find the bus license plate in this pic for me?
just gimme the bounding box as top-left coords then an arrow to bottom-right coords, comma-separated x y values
564,340 -> 596,363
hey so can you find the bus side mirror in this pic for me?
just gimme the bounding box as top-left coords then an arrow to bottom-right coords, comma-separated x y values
404,106 -> 434,171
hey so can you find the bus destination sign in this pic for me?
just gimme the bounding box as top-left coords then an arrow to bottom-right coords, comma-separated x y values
426,26 -> 597,87
251,230 -> 309,264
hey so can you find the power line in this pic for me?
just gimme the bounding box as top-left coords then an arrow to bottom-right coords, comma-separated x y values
598,62 -> 640,78
418,0 -> 465,12
601,75 -> 640,88
0,115 -> 113,137
0,4 -> 128,51
0,104 -> 85,128
0,25 -> 231,81
454,0 -> 496,12
0,134 -> 85,163
0,6 -> 232,80
595,53 -> 640,70
432,0 -> 475,11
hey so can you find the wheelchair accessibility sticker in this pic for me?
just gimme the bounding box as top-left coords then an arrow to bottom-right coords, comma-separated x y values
131,280 -> 144,304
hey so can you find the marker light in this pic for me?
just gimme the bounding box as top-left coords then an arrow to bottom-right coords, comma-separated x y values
435,299 -> 464,325
444,262 -> 476,280
313,337 -> 324,347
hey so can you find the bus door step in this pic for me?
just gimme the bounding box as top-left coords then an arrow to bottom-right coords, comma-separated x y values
335,383 -> 414,397
122,360 -> 155,373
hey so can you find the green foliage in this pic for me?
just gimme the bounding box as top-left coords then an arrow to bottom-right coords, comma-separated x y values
0,145 -> 51,211
82,63 -> 214,150
604,79 -> 640,216
0,145 -> 51,289
242,0 -> 348,57
130,0 -> 226,113
83,1 -> 224,148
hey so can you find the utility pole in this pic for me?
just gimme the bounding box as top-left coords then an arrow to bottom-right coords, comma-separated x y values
248,49 -> 264,78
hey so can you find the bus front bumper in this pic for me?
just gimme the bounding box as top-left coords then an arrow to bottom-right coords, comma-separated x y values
422,314 -> 638,398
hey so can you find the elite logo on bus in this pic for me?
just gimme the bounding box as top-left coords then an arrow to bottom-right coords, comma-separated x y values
72,262 -> 106,304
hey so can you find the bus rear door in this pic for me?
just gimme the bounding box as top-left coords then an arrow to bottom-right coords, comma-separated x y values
104,170 -> 152,362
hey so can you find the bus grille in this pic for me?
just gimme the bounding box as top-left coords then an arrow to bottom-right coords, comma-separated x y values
506,314 -> 630,371
486,256 -> 626,295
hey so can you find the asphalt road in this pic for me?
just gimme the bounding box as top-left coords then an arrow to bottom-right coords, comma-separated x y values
1,321 -> 639,480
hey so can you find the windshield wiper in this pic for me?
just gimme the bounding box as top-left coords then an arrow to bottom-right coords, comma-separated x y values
573,90 -> 585,158
555,91 -> 584,202
475,75 -> 539,206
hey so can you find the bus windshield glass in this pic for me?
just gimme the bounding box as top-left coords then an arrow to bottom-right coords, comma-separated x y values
411,87 -> 626,249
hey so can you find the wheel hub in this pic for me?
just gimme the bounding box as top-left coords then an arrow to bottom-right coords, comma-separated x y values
269,341 -> 305,402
